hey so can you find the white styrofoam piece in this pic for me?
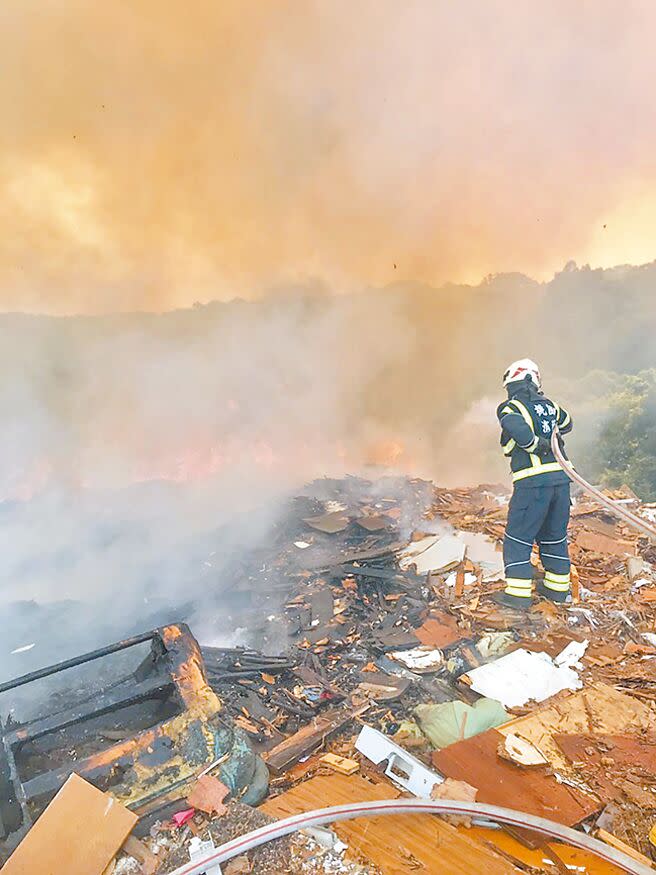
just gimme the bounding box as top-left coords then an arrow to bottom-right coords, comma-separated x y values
390,647 -> 443,671
465,645 -> 585,709
554,639 -> 589,669
445,571 -> 478,589
355,724 -> 443,799
398,534 -> 466,574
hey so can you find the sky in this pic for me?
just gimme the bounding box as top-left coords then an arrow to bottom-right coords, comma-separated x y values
1,0 -> 656,314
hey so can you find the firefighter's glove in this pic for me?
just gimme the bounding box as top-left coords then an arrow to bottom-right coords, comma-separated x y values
535,437 -> 552,459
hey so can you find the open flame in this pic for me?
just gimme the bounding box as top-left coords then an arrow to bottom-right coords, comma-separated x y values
364,438 -> 407,468
3,434 -> 412,502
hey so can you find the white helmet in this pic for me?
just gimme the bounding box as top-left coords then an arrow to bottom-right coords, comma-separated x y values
503,358 -> 541,389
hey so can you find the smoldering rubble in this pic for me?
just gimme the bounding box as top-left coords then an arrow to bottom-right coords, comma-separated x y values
3,473 -> 656,873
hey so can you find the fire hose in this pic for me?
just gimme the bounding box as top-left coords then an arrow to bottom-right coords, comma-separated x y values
166,798 -> 654,875
550,429 -> 656,540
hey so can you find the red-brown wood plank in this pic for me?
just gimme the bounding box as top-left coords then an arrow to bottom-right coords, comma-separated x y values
432,728 -> 600,826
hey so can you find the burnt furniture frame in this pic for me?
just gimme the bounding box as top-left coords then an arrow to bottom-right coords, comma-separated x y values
0,624 -> 222,848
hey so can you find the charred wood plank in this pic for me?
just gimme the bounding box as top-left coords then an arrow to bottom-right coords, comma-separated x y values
340,564 -> 423,587
303,541 -> 403,570
263,707 -> 358,775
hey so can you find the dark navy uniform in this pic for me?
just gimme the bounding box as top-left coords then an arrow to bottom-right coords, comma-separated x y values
497,379 -> 574,601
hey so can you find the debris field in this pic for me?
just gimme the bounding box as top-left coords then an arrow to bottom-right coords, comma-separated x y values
3,474 -> 656,874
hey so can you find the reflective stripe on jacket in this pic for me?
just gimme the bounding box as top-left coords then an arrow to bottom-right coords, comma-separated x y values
497,382 -> 573,487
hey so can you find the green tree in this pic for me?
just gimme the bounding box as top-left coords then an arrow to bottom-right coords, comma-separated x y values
590,371 -> 656,500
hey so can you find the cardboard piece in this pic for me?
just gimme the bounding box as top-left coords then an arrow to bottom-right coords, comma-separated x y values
3,773 -> 137,875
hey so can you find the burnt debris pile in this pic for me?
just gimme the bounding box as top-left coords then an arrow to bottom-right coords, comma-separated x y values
3,475 -> 656,873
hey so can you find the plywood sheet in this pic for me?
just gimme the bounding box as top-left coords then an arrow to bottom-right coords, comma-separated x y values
262,773 -> 521,874
557,733 -> 656,773
466,825 -> 627,875
304,511 -> 349,533
355,514 -> 389,532
555,733 -> 656,802
432,729 -> 599,826
3,773 -> 137,875
497,683 -> 653,771
575,530 -> 637,557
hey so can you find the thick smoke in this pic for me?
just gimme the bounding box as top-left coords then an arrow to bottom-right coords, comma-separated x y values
2,1 -> 656,676
1,1 -> 656,312
1,260 -> 656,678
0,292 -> 419,676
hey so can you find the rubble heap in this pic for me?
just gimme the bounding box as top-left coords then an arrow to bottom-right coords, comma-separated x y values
4,475 -> 656,874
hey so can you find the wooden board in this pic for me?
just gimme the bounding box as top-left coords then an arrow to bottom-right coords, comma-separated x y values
596,829 -> 655,869
556,733 -> 656,773
555,733 -> 656,802
3,773 -> 137,875
575,530 -> 637,557
263,707 -> 354,774
578,517 -> 620,539
319,753 -> 360,775
466,825 -> 627,875
497,683 -> 653,772
432,729 -> 600,826
262,773 -> 522,874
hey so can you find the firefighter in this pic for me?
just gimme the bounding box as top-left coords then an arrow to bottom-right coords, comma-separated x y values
495,359 -> 574,609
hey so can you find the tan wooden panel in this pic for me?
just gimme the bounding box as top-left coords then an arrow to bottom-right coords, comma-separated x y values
497,683 -> 652,771
3,773 -> 137,875
262,773 -> 521,874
